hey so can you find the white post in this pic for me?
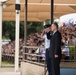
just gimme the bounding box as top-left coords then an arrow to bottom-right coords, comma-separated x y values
0,2 -> 2,67
15,0 -> 20,72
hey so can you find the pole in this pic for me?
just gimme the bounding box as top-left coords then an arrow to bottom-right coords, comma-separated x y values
0,2 -> 2,67
23,0 -> 28,61
24,0 -> 28,46
50,0 -> 54,24
15,0 -> 20,72
50,0 -> 55,75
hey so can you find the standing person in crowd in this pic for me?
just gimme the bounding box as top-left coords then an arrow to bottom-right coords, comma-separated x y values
47,22 -> 62,75
62,37 -> 70,61
35,41 -> 45,62
68,35 -> 75,46
62,45 -> 70,61
42,24 -> 52,75
72,35 -> 76,46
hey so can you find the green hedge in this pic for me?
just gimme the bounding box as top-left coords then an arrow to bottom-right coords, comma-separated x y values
69,46 -> 75,51
69,46 -> 76,60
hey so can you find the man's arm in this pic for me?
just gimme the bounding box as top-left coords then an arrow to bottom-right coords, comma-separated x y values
42,28 -> 51,40
54,32 -> 61,58
41,29 -> 45,38
46,32 -> 51,39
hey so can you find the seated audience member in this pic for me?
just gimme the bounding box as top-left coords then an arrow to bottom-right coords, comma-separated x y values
62,44 -> 70,61
72,35 -> 76,46
35,41 -> 45,62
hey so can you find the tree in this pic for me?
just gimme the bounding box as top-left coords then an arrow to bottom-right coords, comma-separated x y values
27,22 -> 43,35
2,21 -> 15,41
2,21 -> 43,41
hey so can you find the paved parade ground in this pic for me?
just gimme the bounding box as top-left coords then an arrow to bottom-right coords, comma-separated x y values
61,68 -> 76,75
0,68 -> 76,75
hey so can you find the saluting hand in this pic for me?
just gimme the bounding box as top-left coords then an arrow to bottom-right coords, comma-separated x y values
45,28 -> 50,33
55,55 -> 58,58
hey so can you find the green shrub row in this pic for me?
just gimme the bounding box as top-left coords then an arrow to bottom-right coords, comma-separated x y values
69,46 -> 76,60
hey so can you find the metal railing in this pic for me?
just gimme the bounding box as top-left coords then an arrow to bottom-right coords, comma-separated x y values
23,46 -> 45,66
1,45 -> 76,75
22,46 -> 76,65
2,45 -> 76,68
22,46 -> 76,75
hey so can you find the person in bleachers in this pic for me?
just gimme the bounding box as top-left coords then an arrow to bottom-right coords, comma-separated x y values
62,44 -> 70,61
35,40 -> 45,62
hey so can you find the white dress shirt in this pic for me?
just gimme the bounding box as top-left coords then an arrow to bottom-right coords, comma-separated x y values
43,34 -> 50,49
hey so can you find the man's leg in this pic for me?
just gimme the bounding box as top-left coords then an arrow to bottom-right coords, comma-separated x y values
46,49 -> 52,75
54,58 -> 61,75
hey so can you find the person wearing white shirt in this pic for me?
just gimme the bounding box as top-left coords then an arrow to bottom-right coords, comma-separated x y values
62,45 -> 70,61
43,34 -> 50,49
36,44 -> 45,61
42,24 -> 52,75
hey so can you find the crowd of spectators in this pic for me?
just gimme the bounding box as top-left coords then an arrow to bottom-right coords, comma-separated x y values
59,25 -> 76,46
2,39 -> 24,55
2,25 -> 76,57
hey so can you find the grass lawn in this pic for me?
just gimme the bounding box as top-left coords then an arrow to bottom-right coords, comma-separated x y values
2,61 -> 14,68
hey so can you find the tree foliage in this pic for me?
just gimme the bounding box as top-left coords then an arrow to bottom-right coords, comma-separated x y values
2,21 -> 43,41
2,21 -> 15,41
27,22 -> 43,35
